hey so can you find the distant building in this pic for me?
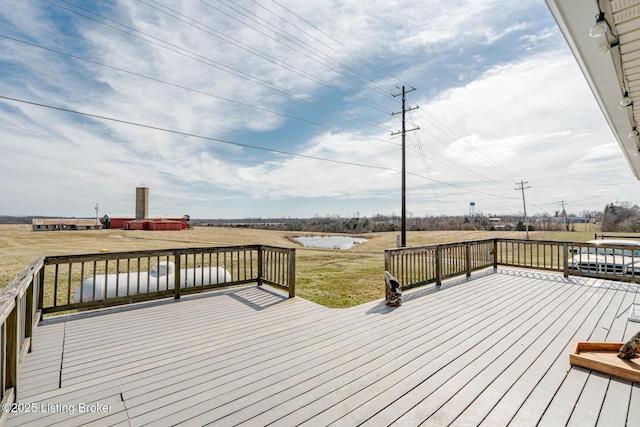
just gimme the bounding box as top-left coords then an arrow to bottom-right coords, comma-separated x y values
100,214 -> 134,229
125,218 -> 185,231
99,187 -> 190,231
136,186 -> 149,220
101,214 -> 189,230
32,218 -> 101,232
494,224 -> 515,231
535,217 -> 590,224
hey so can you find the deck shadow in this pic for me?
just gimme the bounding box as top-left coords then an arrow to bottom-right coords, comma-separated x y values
227,285 -> 290,310
40,285 -> 276,324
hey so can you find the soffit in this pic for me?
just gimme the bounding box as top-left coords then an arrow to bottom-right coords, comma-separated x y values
546,0 -> 640,179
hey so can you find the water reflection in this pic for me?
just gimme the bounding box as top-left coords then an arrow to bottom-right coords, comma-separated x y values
293,236 -> 368,250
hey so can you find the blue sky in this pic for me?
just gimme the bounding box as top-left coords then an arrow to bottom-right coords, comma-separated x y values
0,0 -> 638,219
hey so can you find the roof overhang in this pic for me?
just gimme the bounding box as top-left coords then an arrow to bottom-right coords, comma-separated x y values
545,0 -> 640,179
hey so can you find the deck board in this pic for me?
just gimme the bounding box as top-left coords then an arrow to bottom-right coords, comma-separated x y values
7,269 -> 640,427
419,274 -> 597,427
364,275 -> 582,427
316,275 -> 569,427
176,273 -> 524,426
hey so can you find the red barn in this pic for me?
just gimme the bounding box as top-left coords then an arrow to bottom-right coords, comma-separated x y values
101,215 -> 134,229
125,218 -> 184,231
102,215 -> 188,230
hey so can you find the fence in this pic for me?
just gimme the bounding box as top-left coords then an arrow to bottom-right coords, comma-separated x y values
42,245 -> 295,314
385,238 -> 640,289
0,244 -> 293,417
384,240 -> 495,290
594,234 -> 640,240
0,257 -> 44,425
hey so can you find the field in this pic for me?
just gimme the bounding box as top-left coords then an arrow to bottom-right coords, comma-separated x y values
0,224 -> 604,308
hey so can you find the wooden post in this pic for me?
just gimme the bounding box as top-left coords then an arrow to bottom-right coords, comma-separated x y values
466,242 -> 472,277
436,246 -> 442,286
493,239 -> 498,269
6,297 -> 19,401
288,249 -> 296,298
257,247 -> 263,287
384,250 -> 391,299
25,280 -> 33,354
174,251 -> 181,300
37,267 -> 44,322
563,242 -> 569,278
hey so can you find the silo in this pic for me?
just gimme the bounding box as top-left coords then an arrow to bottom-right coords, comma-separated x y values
136,187 -> 149,219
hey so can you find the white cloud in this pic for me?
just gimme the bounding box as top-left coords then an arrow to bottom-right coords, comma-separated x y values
1,0 -> 639,218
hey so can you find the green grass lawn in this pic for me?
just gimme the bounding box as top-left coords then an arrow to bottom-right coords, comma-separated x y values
0,224 -> 614,308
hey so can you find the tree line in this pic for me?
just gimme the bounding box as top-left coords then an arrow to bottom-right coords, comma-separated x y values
194,211 -> 596,234
601,202 -> 640,232
3,202 -> 637,234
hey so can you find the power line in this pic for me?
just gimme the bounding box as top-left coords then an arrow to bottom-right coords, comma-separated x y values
407,111 -> 443,216
559,199 -> 569,231
0,94 -> 521,200
245,0 -> 399,93
417,108 -> 523,181
201,0 -> 394,98
0,95 -> 392,171
267,0 -> 408,89
515,180 -> 531,239
0,34 -> 398,148
40,0 -> 395,132
39,0 -> 540,206
412,109 -> 564,205
141,0 -> 394,109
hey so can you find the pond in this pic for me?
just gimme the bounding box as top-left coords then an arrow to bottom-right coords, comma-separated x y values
293,236 -> 368,250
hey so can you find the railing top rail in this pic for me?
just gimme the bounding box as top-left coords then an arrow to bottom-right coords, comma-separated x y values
495,238 -> 640,247
0,256 -> 44,324
385,238 -> 495,254
494,238 -> 564,245
43,245 -> 264,264
567,241 -> 640,247
179,245 -> 262,255
260,245 -> 295,253
594,234 -> 640,240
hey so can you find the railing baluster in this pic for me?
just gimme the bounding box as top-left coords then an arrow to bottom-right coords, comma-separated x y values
115,259 -> 120,297
466,242 -> 471,277
53,264 -> 59,308
174,250 -> 181,300
126,259 -> 130,296
104,260 -> 109,300
67,263 -> 72,306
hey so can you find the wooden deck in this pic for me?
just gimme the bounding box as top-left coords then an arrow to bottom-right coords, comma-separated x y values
6,267 -> 640,426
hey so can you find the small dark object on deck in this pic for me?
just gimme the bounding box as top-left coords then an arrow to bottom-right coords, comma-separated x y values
385,271 -> 402,307
618,330 -> 640,359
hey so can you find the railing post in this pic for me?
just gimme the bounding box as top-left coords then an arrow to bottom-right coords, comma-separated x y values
25,280 -> 33,353
466,242 -> 472,277
288,249 -> 296,298
6,296 -> 19,401
563,242 -> 569,278
174,250 -> 181,300
257,246 -> 263,287
384,250 -> 392,298
436,246 -> 442,286
493,239 -> 498,269
384,250 -> 391,274
37,267 -> 44,321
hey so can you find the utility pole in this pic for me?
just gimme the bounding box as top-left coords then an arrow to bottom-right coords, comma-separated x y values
559,200 -> 569,231
391,86 -> 419,247
515,180 -> 530,239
